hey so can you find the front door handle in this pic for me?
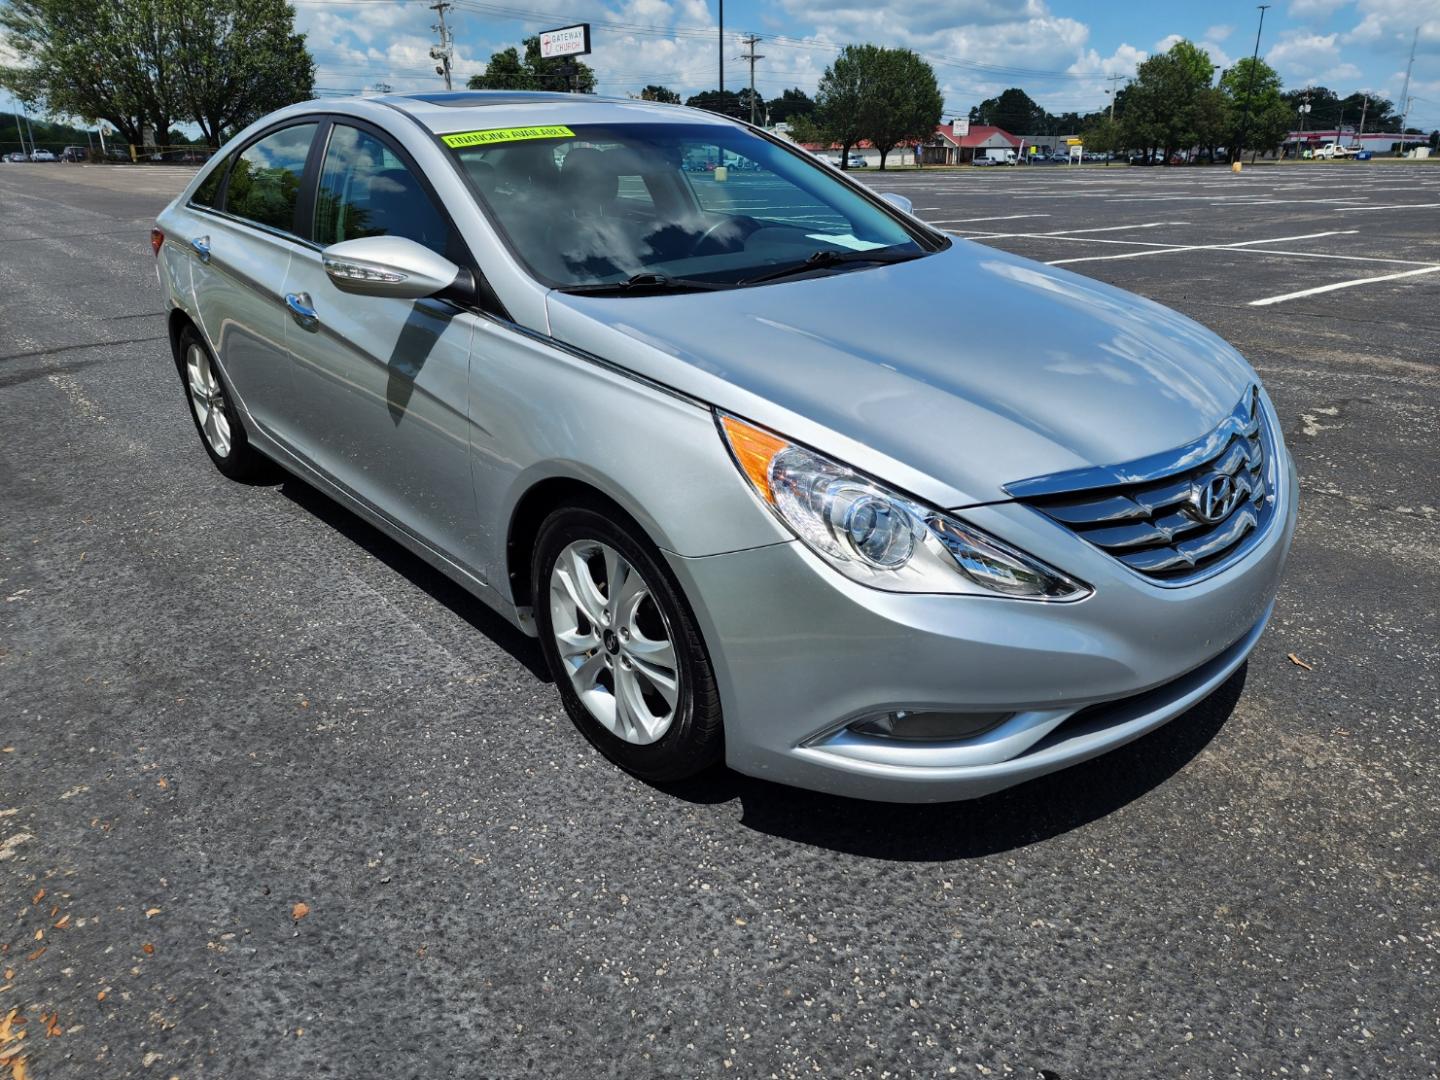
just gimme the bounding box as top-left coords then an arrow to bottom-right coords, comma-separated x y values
190,235 -> 210,262
284,292 -> 319,329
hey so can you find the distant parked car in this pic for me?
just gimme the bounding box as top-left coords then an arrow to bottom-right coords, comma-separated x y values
61,146 -> 88,162
845,154 -> 866,168
30,148 -> 57,162
3,151 -> 28,163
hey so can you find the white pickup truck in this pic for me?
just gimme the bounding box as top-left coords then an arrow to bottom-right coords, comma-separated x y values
1313,141 -> 1360,159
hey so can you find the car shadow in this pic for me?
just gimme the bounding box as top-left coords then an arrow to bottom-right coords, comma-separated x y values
659,664 -> 1247,861
277,475 -> 551,682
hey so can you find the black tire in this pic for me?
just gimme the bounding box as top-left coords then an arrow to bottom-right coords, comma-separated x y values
532,501 -> 723,783
175,324 -> 274,483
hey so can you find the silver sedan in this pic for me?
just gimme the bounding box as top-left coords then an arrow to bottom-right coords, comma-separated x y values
152,92 -> 1297,802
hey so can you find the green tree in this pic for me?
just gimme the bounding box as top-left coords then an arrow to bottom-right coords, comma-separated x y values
1282,85 -> 1339,129
971,88 -> 1043,135
813,44 -> 877,168
467,35 -> 595,93
1222,56 -> 1287,161
1081,116 -> 1121,163
1120,40 -> 1217,161
767,87 -> 815,124
1,0 -> 180,146
172,0 -> 313,145
638,85 -> 679,104
684,89 -> 745,119
856,48 -> 942,169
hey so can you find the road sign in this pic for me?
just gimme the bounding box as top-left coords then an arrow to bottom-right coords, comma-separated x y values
953,118 -> 970,138
539,23 -> 591,58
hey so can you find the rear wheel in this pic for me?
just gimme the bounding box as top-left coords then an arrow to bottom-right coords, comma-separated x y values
176,325 -> 271,482
533,504 -> 723,782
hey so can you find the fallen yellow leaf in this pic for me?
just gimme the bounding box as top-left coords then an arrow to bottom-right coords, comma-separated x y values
53,916 -> 69,930
1287,652 -> 1314,671
28,892 -> 42,908
11,1053 -> 28,1080
141,944 -> 154,955
291,902 -> 310,922
22,949 -> 42,964
144,908 -> 160,919
41,1014 -> 60,1039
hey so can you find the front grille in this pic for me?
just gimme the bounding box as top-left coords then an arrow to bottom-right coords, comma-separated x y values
1005,387 -> 1278,584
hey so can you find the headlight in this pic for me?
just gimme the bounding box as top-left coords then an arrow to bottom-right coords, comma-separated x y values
719,413 -> 1090,600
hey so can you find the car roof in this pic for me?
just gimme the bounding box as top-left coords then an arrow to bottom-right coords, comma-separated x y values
371,90 -> 735,136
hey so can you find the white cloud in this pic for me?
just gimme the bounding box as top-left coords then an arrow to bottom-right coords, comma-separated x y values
1342,0 -> 1440,51
1206,24 -> 1235,42
1288,0 -> 1353,20
1266,29 -> 1350,82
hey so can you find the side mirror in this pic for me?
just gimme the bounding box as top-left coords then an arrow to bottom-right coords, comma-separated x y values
322,235 -> 462,300
879,192 -> 913,215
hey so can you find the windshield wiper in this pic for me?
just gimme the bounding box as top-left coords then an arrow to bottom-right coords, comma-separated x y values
558,272 -> 731,296
739,248 -> 924,286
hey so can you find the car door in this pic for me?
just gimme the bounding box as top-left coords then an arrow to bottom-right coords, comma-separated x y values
188,121 -> 320,444
279,119 -> 485,576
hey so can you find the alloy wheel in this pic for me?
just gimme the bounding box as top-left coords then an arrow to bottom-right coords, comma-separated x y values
548,539 -> 681,746
185,343 -> 232,458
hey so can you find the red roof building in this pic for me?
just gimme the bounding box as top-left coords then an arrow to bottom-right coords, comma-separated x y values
924,123 -> 1021,165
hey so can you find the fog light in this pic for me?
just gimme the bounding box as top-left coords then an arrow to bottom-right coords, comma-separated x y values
848,709 -> 1011,742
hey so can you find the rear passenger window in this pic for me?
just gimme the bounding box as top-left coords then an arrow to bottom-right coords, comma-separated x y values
192,158 -> 227,208
224,124 -> 317,232
313,124 -> 448,255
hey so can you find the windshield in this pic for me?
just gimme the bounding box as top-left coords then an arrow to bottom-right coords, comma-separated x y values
443,122 -> 931,290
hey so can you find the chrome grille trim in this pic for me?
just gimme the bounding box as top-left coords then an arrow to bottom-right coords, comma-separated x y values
1004,387 -> 1279,585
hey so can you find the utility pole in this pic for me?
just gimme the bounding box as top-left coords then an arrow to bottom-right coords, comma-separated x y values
1106,74 -> 1124,122
718,0 -> 724,100
429,1 -> 454,91
12,103 -> 28,157
740,34 -> 764,125
1357,94 -> 1368,148
1396,26 -> 1418,155
1237,4 -> 1271,161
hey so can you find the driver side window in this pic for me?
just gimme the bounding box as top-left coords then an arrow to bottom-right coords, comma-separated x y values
313,124 -> 449,255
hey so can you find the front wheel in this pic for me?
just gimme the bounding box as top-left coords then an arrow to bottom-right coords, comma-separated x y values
533,504 -> 723,783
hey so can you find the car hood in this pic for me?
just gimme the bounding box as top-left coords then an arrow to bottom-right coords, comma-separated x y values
544,242 -> 1256,507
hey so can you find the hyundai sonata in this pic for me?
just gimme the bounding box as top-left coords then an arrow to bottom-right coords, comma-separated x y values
152,92 -> 1296,802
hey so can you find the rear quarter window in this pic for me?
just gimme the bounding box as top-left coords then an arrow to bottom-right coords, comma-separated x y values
191,158 -> 227,208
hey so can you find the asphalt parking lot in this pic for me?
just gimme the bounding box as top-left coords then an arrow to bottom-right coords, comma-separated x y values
2,160 -> 1437,1078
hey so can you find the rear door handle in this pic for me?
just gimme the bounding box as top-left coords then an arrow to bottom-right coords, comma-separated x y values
190,235 -> 210,262
284,292 -> 319,329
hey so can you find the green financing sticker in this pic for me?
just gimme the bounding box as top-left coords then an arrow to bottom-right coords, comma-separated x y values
441,125 -> 575,148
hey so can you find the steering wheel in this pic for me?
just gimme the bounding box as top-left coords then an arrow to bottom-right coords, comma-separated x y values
687,215 -> 759,257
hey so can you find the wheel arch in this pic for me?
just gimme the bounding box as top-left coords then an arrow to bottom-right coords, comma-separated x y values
166,307 -> 197,370
505,472 -> 661,613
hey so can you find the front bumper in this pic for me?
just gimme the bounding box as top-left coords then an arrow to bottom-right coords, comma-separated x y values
665,456 -> 1297,803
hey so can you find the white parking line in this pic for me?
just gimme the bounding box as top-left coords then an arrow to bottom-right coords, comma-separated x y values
1249,265 -> 1440,306
926,213 -> 1052,224
964,220 -> 1187,240
1046,229 -> 1360,266
1345,203 -> 1440,212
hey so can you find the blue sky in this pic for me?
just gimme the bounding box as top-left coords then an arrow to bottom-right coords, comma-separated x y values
4,0 -> 1438,132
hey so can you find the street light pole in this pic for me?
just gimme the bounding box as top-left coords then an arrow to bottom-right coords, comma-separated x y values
1237,4 -> 1271,162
